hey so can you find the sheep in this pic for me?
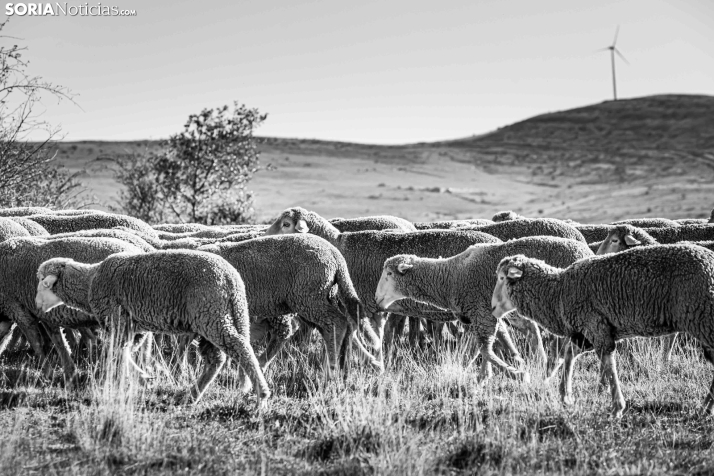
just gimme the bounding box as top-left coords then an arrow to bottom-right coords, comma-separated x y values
153,223 -> 209,233
51,209 -> 105,216
198,234 -> 382,377
595,224 -> 658,255
412,219 -> 493,230
0,206 -> 53,217
610,218 -> 680,228
26,212 -> 157,237
640,224 -> 714,244
35,250 -> 270,406
464,218 -> 587,243
491,244 -> 714,417
330,215 -> 416,233
374,237 -> 593,383
0,237 -> 146,382
264,208 -> 507,356
8,217 -> 49,236
0,217 -> 31,242
572,224 -> 614,243
44,229 -> 156,252
492,211 -> 525,222
676,218 -> 708,225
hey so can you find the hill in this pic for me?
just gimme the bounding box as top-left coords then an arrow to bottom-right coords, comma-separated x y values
50,94 -> 714,223
444,94 -> 714,152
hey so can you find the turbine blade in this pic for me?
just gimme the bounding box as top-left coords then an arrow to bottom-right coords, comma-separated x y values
615,48 -> 629,65
591,47 -> 611,54
612,25 -> 620,46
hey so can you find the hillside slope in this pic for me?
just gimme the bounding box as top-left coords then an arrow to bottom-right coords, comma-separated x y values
53,94 -> 714,223
444,94 -> 714,152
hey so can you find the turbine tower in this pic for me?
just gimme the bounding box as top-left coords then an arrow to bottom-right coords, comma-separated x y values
599,26 -> 629,100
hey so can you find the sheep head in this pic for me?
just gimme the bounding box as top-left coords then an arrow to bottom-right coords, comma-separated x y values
375,255 -> 417,311
265,207 -> 310,235
597,225 -> 650,255
35,258 -> 71,312
491,255 -> 528,319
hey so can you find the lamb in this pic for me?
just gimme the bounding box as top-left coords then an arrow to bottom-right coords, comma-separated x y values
26,212 -> 157,237
374,237 -> 593,382
8,217 -> 49,236
491,244 -> 714,417
198,234 -> 382,377
0,217 -> 31,242
330,215 -> 416,233
0,237 -> 146,382
35,250 -> 270,406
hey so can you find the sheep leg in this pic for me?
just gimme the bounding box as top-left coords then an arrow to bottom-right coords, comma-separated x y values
191,339 -> 227,404
495,321 -> 525,368
662,333 -> 677,363
0,322 -> 16,356
469,317 -> 530,384
407,317 -> 426,349
382,312 -> 403,353
700,345 -> 714,414
347,328 -> 384,374
44,325 -> 79,386
546,336 -> 569,383
257,314 -> 295,371
317,320 -> 350,379
559,341 -> 583,406
7,304 -> 48,360
597,346 -> 626,418
211,324 -> 270,410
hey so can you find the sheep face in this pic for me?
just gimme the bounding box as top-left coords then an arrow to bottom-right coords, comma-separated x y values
491,261 -> 522,319
265,208 -> 309,235
374,260 -> 412,310
35,258 -> 70,313
597,228 -> 641,255
35,274 -> 64,312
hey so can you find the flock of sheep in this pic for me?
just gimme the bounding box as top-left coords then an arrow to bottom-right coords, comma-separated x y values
2,204 -> 714,417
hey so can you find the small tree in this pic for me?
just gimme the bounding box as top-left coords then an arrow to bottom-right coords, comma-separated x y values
114,103 -> 267,225
0,21 -> 86,208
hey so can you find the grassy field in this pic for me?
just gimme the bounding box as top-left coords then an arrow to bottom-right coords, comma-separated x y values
0,333 -> 712,475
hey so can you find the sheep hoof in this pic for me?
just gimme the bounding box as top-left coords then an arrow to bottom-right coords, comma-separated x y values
562,394 -> 575,406
518,371 -> 531,384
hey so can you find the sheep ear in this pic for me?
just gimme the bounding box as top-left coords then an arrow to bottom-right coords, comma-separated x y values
397,263 -> 413,274
42,275 -> 58,288
507,267 -> 523,279
295,219 -> 309,233
624,234 -> 641,246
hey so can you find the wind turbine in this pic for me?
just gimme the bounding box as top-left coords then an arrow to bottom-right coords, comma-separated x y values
598,26 -> 629,100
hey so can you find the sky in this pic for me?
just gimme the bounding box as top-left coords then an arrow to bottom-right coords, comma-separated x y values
3,0 -> 713,144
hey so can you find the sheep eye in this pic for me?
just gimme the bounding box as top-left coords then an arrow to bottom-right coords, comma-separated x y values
387,271 -> 392,276
282,222 -> 290,228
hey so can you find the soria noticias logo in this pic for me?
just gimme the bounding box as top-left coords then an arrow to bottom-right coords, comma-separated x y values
5,3 -> 137,16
